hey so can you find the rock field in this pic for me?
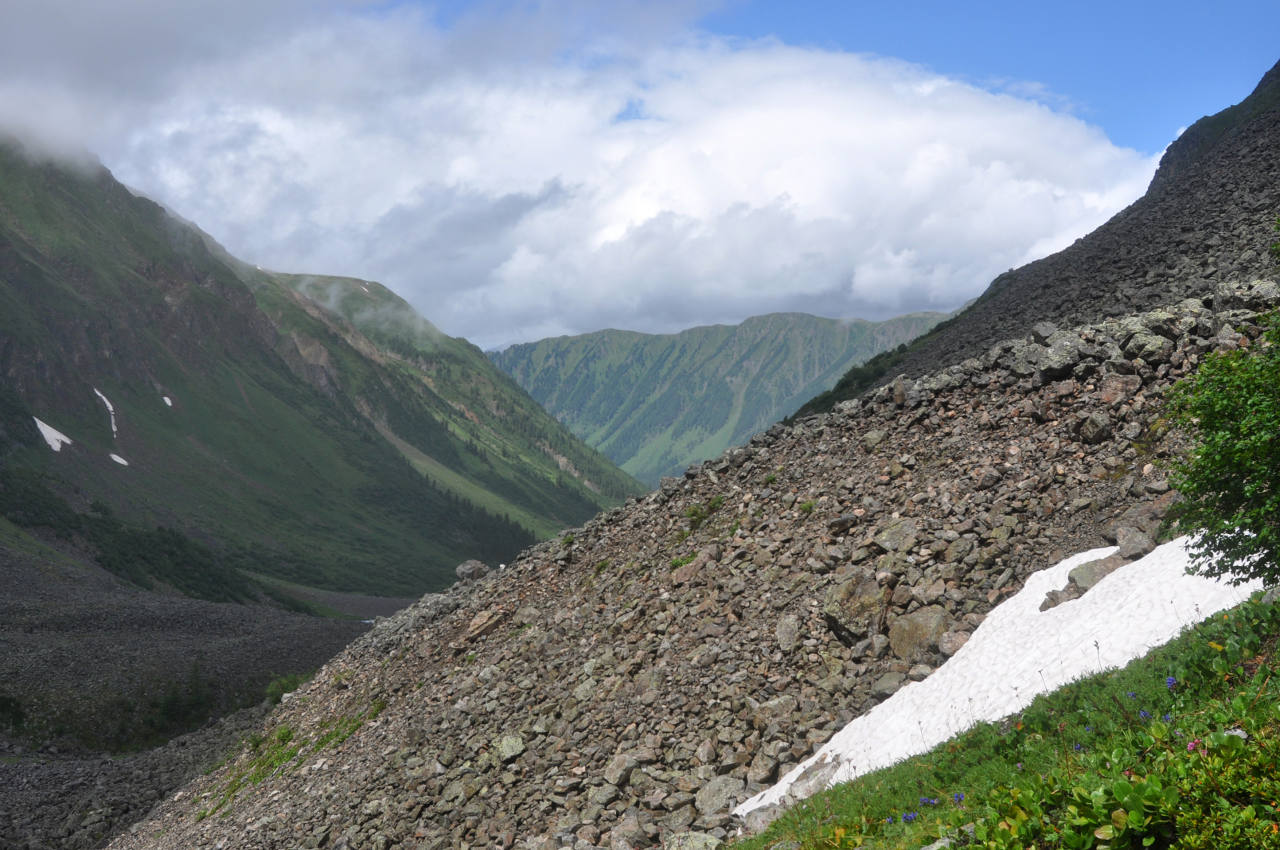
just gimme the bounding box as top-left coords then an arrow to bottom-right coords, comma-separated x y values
101,279 -> 1280,850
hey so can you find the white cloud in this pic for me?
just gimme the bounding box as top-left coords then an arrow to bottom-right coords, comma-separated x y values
0,3 -> 1159,349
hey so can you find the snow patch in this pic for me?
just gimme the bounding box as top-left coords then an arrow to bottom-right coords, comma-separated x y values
163,396 -> 173,408
92,387 -> 118,437
109,454 -> 129,466
33,417 -> 73,452
736,537 -> 1261,818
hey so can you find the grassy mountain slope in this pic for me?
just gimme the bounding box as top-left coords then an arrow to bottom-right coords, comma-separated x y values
0,139 -> 640,598
268,272 -> 642,536
490,311 -> 945,485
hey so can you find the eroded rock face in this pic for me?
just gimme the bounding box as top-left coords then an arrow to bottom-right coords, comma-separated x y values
102,281 -> 1280,850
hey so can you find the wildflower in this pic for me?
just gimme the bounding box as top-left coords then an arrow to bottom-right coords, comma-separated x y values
1084,726 -> 1092,733
1139,710 -> 1152,720
1188,738 -> 1203,753
1126,691 -> 1137,699
952,792 -> 965,804
1073,743 -> 1082,751
885,815 -> 894,824
1163,713 -> 1173,723
1166,676 -> 1178,689
902,812 -> 919,823
919,797 -> 939,806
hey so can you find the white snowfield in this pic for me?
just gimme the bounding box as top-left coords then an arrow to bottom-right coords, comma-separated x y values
163,395 -> 173,408
109,454 -> 129,466
92,387 -> 118,437
736,537 -> 1261,819
33,417 -> 73,452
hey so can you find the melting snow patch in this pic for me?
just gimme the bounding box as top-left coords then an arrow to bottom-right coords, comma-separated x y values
110,454 -> 129,466
736,537 -> 1261,819
92,387 -> 118,437
163,396 -> 173,408
33,418 -> 73,452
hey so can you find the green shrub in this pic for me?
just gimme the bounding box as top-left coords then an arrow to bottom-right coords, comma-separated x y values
1165,311 -> 1280,584
265,672 -> 311,705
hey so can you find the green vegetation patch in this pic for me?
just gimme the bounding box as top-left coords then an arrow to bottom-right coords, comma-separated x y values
1165,310 -> 1280,585
199,697 -> 387,820
736,593 -> 1280,849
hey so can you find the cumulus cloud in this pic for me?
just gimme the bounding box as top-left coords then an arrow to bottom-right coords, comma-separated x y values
0,2 -> 1159,349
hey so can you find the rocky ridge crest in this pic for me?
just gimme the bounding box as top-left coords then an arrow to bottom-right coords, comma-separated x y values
801,61 -> 1280,416
109,279 -> 1280,850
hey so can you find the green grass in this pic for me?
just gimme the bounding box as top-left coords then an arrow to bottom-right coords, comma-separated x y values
0,141 -> 640,600
198,696 -> 388,819
492,312 -> 947,486
735,592 -> 1280,849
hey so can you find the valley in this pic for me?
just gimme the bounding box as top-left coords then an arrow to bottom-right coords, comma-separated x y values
0,23 -> 1277,850
490,312 -> 947,487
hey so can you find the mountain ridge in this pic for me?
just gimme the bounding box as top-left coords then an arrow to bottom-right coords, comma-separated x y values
0,136 -> 641,761
490,311 -> 946,485
0,138 -> 642,598
11,55 -> 1280,850
798,57 -> 1280,416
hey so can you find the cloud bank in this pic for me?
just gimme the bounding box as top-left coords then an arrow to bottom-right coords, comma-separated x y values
0,2 -> 1159,349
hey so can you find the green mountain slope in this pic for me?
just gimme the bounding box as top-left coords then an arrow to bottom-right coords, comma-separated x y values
489,311 -> 946,485
0,139 -> 642,598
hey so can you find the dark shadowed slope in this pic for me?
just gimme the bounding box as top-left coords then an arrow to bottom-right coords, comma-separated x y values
799,58 -> 1280,416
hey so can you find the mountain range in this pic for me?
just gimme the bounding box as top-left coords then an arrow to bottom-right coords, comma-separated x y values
4,54 -> 1280,850
0,138 -> 642,601
0,137 -> 641,753
490,311 -> 946,486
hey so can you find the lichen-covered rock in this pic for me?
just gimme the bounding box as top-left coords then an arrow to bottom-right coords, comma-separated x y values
889,605 -> 952,662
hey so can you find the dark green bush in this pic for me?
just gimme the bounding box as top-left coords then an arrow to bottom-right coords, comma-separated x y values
1165,312 -> 1280,584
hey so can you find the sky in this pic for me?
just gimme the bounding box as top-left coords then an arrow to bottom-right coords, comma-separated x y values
1,1 -> 1277,350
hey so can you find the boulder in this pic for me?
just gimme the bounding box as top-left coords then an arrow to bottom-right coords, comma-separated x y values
775,614 -> 801,653
822,572 -> 886,646
1115,526 -> 1156,560
693,775 -> 743,815
1068,553 -> 1128,591
888,605 -> 952,661
1078,411 -> 1112,444
870,671 -> 906,699
664,834 -> 722,850
455,559 -> 490,581
874,518 -> 919,553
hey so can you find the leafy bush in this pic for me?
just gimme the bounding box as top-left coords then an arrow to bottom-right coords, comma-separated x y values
265,672 -> 311,705
1165,312 -> 1280,584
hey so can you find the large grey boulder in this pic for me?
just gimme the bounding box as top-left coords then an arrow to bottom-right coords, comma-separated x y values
889,605 -> 952,661
823,572 -> 886,646
455,559 -> 490,581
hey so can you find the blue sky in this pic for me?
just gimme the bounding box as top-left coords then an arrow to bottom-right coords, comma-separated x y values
1,0 -> 1275,346
700,0 -> 1280,153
